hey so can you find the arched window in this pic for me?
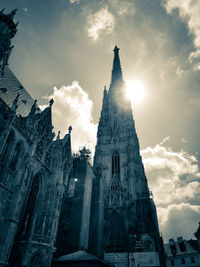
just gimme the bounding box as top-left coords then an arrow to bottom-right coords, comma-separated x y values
19,174 -> 40,236
27,251 -> 45,267
0,131 -> 15,163
9,142 -> 23,171
112,151 -> 120,175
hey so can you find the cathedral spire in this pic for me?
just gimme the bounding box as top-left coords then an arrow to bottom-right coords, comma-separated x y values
110,45 -> 123,87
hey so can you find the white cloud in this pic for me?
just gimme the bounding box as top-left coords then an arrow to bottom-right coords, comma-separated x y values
158,203 -> 200,240
87,7 -> 115,41
110,0 -> 135,16
69,0 -> 80,4
40,81 -> 97,154
141,140 -> 200,241
22,7 -> 28,12
164,0 -> 200,62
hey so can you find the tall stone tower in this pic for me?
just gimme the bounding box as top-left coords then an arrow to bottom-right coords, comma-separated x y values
90,46 -> 165,266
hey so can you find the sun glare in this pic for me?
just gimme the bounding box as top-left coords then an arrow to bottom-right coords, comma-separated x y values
125,80 -> 146,105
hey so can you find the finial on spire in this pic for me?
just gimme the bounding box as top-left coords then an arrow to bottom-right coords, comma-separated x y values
49,98 -> 54,107
113,45 -> 119,54
110,45 -> 123,86
68,125 -> 72,134
10,9 -> 17,18
29,99 -> 37,115
57,131 -> 60,140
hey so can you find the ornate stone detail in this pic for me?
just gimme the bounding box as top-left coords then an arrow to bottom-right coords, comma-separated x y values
105,174 -> 125,209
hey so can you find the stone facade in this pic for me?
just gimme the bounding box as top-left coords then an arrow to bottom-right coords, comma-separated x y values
0,82 -> 72,266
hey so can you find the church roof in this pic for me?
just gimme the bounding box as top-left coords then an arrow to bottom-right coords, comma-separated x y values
0,66 -> 36,116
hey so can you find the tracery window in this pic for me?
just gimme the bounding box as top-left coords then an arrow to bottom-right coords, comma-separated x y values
19,174 -> 40,235
9,142 -> 23,171
112,151 -> 120,175
27,251 -> 44,267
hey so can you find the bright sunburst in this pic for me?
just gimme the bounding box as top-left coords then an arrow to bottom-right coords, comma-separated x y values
125,80 -> 146,105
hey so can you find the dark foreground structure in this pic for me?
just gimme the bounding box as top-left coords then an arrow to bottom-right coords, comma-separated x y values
0,9 -> 166,267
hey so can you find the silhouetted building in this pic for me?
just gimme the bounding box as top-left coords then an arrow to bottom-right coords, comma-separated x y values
165,224 -> 200,267
89,46 -> 166,266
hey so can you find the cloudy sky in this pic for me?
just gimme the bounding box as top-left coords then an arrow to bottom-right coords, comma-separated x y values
1,0 -> 200,242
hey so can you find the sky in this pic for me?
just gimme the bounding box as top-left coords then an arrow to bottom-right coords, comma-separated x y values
1,0 -> 200,242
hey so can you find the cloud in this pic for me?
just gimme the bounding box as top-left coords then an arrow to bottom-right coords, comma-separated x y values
141,140 -> 200,241
158,204 -> 200,241
40,81 -> 97,154
69,0 -> 80,4
87,7 -> 115,41
164,0 -> 200,63
22,7 -> 28,12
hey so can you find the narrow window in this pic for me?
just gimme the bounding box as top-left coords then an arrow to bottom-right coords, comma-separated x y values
171,260 -> 175,266
19,175 -> 40,235
191,257 -> 195,263
181,258 -> 185,264
9,142 -> 23,171
112,151 -> 120,175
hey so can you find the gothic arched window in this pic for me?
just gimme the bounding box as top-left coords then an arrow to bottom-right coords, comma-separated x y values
19,174 -> 40,235
0,131 -> 15,163
112,151 -> 120,175
9,142 -> 23,171
27,251 -> 45,267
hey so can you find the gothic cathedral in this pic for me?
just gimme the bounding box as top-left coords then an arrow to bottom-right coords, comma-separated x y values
0,9 -> 166,267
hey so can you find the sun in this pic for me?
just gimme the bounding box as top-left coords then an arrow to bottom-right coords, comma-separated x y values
125,80 -> 146,105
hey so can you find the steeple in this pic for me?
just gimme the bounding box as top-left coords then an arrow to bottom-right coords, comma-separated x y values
90,46 -> 164,265
110,45 -> 123,87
